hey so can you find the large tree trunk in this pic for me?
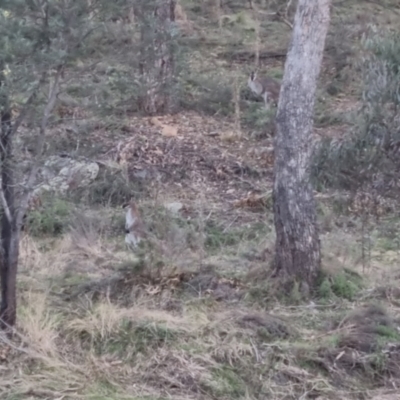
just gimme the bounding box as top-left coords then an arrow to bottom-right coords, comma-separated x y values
272,0 -> 331,294
137,0 -> 177,115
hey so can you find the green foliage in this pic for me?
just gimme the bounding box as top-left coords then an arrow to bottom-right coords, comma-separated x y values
26,197 -> 72,237
363,29 -> 400,83
93,319 -> 179,358
289,281 -> 302,304
318,269 -> 362,301
208,367 -> 246,398
204,220 -> 268,252
370,352 -> 389,374
115,258 -> 147,275
318,278 -> 333,299
374,216 -> 400,251
205,223 -> 241,250
61,272 -> 90,288
268,68 -> 284,80
314,101 -> 343,127
325,334 -> 340,348
246,283 -> 272,307
99,0 -> 185,115
375,324 -> 400,341
0,0 -> 96,104
331,272 -> 360,300
312,29 -> 400,194
242,102 -> 275,137
181,73 -> 234,115
73,166 -> 144,207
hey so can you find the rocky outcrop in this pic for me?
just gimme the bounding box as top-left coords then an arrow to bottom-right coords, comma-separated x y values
33,155 -> 99,198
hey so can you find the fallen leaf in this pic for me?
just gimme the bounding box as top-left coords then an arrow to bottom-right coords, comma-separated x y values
234,192 -> 268,210
149,116 -> 178,137
161,124 -> 178,137
149,116 -> 162,127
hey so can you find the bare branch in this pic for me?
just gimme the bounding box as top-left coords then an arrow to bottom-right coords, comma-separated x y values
285,0 -> 293,19
57,59 -> 103,87
16,67 -> 63,227
278,14 -> 293,29
0,187 -> 12,224
252,8 -> 293,30
10,73 -> 47,137
279,0 -> 294,29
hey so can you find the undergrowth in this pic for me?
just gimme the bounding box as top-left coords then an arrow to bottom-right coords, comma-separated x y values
2,2 -> 400,400
2,201 -> 399,400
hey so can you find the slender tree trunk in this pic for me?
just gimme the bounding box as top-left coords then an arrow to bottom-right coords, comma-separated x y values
272,0 -> 331,294
137,0 -> 177,115
0,101 -> 20,329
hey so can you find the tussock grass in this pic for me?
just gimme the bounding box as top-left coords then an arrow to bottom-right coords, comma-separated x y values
2,205 -> 400,400
2,3 -> 400,398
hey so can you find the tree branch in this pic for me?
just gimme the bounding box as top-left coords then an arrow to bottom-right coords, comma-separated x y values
0,187 -> 12,224
285,0 -> 293,19
9,73 -> 47,138
16,67 -> 63,227
277,13 -> 293,29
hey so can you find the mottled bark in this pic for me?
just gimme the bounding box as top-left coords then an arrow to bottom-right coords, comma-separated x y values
0,68 -> 60,330
0,102 -> 19,330
137,0 -> 176,115
273,0 -> 331,293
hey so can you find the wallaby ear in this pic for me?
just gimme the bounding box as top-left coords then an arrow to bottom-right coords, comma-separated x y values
122,201 -> 130,209
122,198 -> 136,209
250,71 -> 255,80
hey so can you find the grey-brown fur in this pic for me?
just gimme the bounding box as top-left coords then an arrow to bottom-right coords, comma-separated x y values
124,200 -> 146,248
248,71 -> 281,109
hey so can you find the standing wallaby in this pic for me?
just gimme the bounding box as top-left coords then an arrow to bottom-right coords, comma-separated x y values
123,200 -> 146,248
248,71 -> 281,110
122,201 -> 176,256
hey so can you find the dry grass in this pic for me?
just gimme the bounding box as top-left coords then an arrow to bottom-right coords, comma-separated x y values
1,207 -> 400,400
1,2 -> 400,399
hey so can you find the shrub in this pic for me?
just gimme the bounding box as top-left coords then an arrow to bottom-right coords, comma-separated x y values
26,196 -> 72,237
242,103 -> 275,138
181,73 -> 234,116
71,165 -> 145,207
312,29 -> 400,197
318,268 -> 363,301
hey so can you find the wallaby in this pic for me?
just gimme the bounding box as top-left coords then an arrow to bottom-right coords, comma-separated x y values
123,200 -> 146,248
122,201 -> 174,256
248,71 -> 281,110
